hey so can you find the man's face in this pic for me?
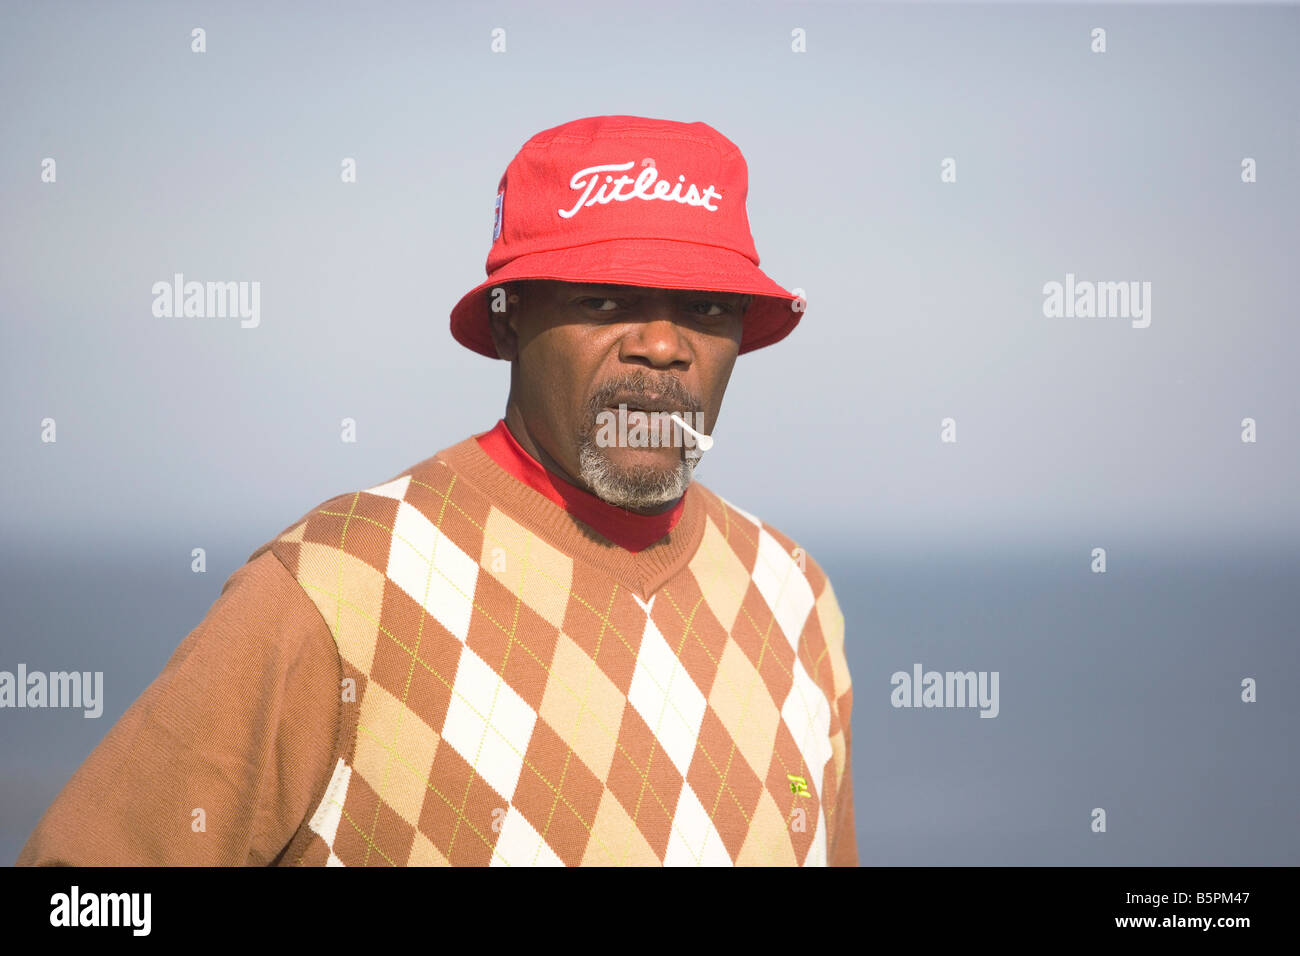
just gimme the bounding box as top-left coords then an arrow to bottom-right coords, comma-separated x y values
487,280 -> 750,513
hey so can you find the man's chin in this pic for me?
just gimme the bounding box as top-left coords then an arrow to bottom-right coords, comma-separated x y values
576,441 -> 695,511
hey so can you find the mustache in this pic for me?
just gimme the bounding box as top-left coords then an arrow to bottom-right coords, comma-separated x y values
583,372 -> 702,421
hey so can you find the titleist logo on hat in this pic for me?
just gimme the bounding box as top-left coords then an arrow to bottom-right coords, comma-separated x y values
450,115 -> 806,359
558,160 -> 722,219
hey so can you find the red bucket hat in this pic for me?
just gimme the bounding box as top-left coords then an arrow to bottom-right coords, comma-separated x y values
449,115 -> 805,358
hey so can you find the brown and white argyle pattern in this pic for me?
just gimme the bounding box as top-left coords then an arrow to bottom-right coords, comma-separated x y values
266,439 -> 852,866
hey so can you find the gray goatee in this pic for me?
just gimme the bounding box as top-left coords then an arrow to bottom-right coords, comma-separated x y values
576,434 -> 698,511
574,370 -> 703,511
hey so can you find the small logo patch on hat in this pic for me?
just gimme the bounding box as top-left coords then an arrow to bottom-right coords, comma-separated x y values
493,189 -> 504,241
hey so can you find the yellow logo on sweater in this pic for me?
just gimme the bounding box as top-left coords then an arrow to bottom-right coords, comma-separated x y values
787,774 -> 811,797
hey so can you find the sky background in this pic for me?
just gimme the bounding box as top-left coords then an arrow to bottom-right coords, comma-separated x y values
1,0 -> 1297,866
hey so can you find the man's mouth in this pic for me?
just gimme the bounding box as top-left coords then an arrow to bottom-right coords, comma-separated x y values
603,393 -> 679,414
602,405 -> 670,428
594,400 -> 696,453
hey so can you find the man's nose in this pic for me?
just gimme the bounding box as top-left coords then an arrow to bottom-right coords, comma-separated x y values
618,299 -> 691,369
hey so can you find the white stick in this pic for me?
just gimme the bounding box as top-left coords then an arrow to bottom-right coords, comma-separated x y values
670,413 -> 714,452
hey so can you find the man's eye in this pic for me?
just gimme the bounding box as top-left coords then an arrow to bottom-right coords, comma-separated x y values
579,297 -> 732,316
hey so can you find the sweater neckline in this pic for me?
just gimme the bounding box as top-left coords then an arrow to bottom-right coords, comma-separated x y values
431,428 -> 709,601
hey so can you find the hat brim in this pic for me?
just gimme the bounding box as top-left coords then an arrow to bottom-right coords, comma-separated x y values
449,238 -> 803,359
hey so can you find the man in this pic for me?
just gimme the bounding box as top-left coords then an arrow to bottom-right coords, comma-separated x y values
18,114 -> 856,866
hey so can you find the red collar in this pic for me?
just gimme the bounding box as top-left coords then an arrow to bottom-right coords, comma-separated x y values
474,419 -> 686,553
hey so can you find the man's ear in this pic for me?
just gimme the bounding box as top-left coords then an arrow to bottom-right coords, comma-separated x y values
486,284 -> 522,361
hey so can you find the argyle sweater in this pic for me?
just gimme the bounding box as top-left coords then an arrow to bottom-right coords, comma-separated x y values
254,430 -> 854,867
16,428 -> 855,867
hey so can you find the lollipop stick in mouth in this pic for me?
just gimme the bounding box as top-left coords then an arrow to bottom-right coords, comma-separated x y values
670,413 -> 714,452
